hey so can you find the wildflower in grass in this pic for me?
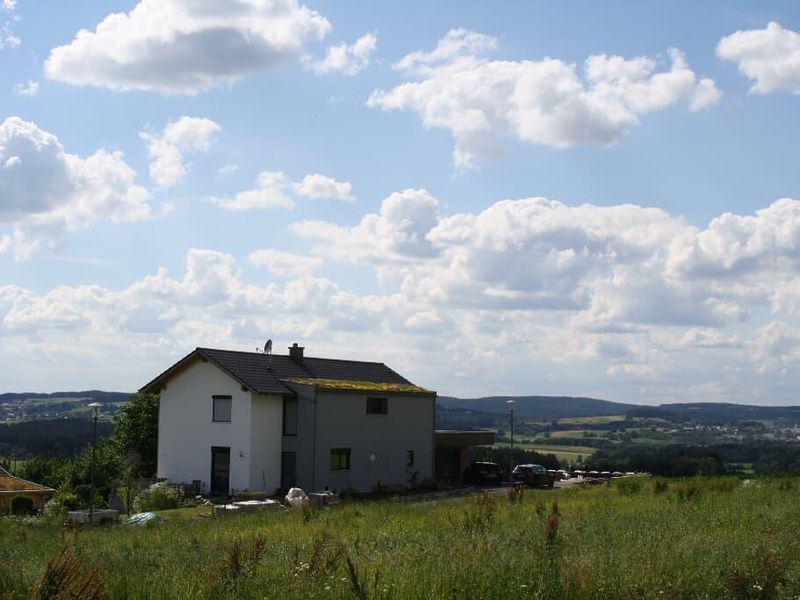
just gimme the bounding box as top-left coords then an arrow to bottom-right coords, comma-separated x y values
545,513 -> 560,551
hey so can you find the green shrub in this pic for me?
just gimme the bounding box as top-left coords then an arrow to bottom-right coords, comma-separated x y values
10,495 -> 36,516
652,478 -> 669,494
708,478 -> 738,493
133,482 -> 180,512
674,481 -> 701,502
43,490 -> 79,522
616,477 -> 643,495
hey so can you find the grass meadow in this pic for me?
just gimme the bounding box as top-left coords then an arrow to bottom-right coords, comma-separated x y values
2,477 -> 800,599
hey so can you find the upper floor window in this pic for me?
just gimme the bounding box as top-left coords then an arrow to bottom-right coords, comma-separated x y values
283,397 -> 298,436
366,397 -> 388,415
212,395 -> 232,422
406,450 -> 415,468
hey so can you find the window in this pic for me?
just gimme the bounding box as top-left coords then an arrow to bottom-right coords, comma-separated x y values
212,395 -> 232,422
283,397 -> 298,436
366,397 -> 388,415
406,450 -> 415,468
330,448 -> 351,471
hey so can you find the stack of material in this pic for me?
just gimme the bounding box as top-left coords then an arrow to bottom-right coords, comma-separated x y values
67,509 -> 119,524
307,491 -> 340,507
214,499 -> 282,515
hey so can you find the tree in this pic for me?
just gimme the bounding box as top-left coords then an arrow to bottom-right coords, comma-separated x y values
109,393 -> 159,478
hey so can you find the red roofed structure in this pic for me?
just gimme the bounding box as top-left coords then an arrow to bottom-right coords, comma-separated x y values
0,467 -> 55,512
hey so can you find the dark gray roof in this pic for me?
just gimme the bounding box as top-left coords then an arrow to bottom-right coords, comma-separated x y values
140,347 -> 419,396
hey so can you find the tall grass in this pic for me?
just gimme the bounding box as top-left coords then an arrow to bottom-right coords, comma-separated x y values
2,477 -> 800,598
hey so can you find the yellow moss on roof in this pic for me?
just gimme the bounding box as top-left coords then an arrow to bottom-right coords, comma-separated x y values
283,377 -> 433,394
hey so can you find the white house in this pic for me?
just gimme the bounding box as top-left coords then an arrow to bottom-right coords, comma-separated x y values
140,344 -> 437,495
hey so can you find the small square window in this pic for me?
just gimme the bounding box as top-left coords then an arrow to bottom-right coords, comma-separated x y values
330,448 -> 351,471
406,450 -> 415,468
366,397 -> 388,415
212,395 -> 232,422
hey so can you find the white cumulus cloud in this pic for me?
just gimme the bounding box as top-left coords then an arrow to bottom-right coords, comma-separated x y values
13,80 -> 39,97
294,188 -> 439,263
717,22 -> 800,95
8,191 -> 800,401
212,170 -> 354,210
0,117 -> 151,260
309,32 -> 377,76
210,171 -> 295,211
369,29 -> 721,169
249,248 -> 323,278
44,0 -> 331,94
141,116 -> 221,189
1,0 -> 18,50
293,173 -> 354,202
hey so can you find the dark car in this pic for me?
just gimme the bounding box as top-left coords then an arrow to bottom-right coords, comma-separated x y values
512,464 -> 555,488
462,461 -> 504,485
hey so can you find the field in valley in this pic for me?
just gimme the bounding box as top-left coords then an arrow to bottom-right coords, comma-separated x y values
3,477 -> 800,599
495,440 -> 598,463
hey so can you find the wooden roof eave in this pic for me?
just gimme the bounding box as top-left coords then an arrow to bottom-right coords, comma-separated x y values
138,349 -> 206,394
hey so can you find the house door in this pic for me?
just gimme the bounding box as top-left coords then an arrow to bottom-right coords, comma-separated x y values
210,446 -> 230,495
281,452 -> 297,490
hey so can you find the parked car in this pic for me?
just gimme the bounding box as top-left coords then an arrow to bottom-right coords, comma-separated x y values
512,464 -> 555,488
462,461 -> 504,485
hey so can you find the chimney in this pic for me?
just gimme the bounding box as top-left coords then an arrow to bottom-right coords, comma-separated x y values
289,343 -> 304,361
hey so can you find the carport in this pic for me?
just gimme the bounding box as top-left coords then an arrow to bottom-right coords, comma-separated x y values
434,430 -> 496,484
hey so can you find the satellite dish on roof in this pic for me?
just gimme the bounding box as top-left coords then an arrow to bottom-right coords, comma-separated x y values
265,339 -> 272,355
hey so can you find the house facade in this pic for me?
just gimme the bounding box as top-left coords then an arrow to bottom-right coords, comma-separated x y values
141,344 -> 436,495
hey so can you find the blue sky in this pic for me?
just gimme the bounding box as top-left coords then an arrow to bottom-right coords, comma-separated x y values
1,1 -> 800,404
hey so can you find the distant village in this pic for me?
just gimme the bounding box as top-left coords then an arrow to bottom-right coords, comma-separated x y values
0,397 -> 124,424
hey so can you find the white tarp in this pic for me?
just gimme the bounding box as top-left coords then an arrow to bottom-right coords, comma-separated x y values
285,487 -> 308,507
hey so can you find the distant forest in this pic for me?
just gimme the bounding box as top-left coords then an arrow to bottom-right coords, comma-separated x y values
0,419 -> 114,458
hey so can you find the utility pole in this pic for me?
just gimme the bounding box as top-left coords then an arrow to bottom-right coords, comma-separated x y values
506,399 -> 515,484
88,402 -> 101,523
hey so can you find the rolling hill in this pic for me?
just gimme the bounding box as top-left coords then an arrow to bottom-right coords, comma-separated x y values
437,395 -> 641,419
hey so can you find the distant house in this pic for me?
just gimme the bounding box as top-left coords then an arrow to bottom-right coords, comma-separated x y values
140,344 -> 440,495
0,467 -> 55,512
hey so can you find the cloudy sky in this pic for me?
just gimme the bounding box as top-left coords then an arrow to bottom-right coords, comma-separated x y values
2,1 -> 800,404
